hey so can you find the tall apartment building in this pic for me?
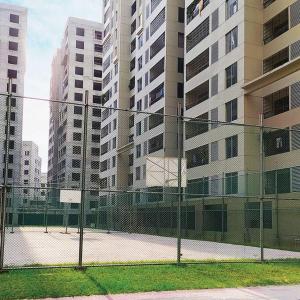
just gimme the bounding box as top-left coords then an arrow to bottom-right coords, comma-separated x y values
21,141 -> 42,207
100,0 -> 184,203
0,3 -> 27,190
184,0 -> 300,197
47,17 -> 103,206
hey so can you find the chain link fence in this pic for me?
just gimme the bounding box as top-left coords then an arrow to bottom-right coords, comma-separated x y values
0,87 -> 300,270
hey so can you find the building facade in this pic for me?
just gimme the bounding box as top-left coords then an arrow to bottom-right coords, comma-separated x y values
21,141 -> 42,207
100,0 -> 184,204
0,3 -> 27,190
184,0 -> 300,198
47,17 -> 103,206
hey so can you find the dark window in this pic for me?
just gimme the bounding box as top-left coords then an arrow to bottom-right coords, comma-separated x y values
178,7 -> 185,23
75,80 -> 83,88
225,26 -> 238,53
76,27 -> 85,36
10,14 -> 19,23
76,40 -> 84,49
9,28 -> 19,37
73,146 -> 81,154
92,108 -> 101,117
94,57 -> 102,65
95,30 -> 102,40
91,147 -> 100,156
76,53 -> 84,62
72,173 -> 80,181
8,41 -> 18,51
8,55 -> 18,64
226,0 -> 238,19
245,201 -> 272,229
74,93 -> 83,102
92,121 -> 101,130
225,62 -> 237,88
148,133 -> 164,154
93,95 -> 102,104
7,69 -> 17,79
93,82 -> 102,91
226,99 -> 238,122
72,159 -> 81,168
74,106 -> 83,115
178,57 -> 184,73
186,145 -> 209,168
226,135 -> 238,158
264,128 -> 290,156
177,82 -> 184,98
178,32 -> 184,48
75,67 -> 84,75
73,119 -> 82,128
73,132 -> 82,141
92,134 -> 100,143
225,172 -> 238,194
265,168 -> 290,194
94,44 -> 103,52
94,70 -> 102,78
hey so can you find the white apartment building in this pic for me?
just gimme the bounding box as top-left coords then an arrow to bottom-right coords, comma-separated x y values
48,17 -> 103,206
100,0 -> 184,204
0,3 -> 27,189
40,172 -> 47,203
184,0 -> 300,198
21,141 -> 42,207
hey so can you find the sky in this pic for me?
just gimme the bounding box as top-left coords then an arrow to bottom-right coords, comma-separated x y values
2,0 -> 103,172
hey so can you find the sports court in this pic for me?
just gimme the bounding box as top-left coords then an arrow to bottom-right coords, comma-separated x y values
3,227 -> 300,267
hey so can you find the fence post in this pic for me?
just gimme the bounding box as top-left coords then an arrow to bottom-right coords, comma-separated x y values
76,90 -> 89,270
177,103 -> 183,265
0,78 -> 13,272
259,114 -> 265,262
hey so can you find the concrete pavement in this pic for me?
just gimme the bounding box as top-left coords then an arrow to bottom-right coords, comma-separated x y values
40,285 -> 300,300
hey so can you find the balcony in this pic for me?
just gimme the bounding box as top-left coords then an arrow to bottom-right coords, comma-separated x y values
150,83 -> 164,106
185,80 -> 209,110
186,48 -> 209,81
150,57 -> 165,82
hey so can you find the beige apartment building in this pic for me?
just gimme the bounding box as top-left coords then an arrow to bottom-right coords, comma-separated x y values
184,0 -> 300,197
100,0 -> 184,204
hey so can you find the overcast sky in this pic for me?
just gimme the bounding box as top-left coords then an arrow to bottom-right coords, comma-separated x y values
3,0 -> 103,172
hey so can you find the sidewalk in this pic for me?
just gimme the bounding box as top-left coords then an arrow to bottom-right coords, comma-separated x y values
41,285 -> 300,300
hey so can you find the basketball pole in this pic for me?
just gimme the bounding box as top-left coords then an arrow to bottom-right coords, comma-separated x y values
177,103 -> 183,266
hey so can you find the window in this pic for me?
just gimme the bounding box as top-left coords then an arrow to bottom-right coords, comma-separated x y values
93,82 -> 102,91
178,57 -> 184,73
95,44 -> 103,52
75,80 -> 83,88
136,122 -> 142,136
225,62 -> 237,88
178,7 -> 185,23
94,57 -> 102,65
74,106 -> 82,115
73,132 -> 82,141
73,146 -> 81,154
91,148 -> 100,156
225,172 -> 238,194
8,55 -> 18,64
138,56 -> 143,70
263,47 -> 289,73
136,144 -> 141,158
92,134 -> 100,143
226,0 -> 238,19
10,14 -> 19,23
186,0 -> 209,24
24,160 -> 29,166
263,87 -> 289,118
72,159 -> 81,168
177,83 -> 184,98
137,78 -> 142,92
74,93 -> 83,102
226,99 -> 238,122
72,173 -> 80,181
9,41 -> 18,51
178,32 -> 184,48
76,27 -> 85,36
76,40 -> 84,49
245,201 -> 272,229
186,145 -> 209,168
75,53 -> 84,62
186,17 -> 209,52
225,26 -> 238,53
136,166 -> 141,180
75,67 -> 83,75
94,70 -> 102,78
92,121 -> 101,130
73,119 -> 82,128
92,108 -> 101,117
265,168 -> 290,194
93,95 -> 101,104
264,129 -> 290,156
226,135 -> 238,158
9,28 -> 19,37
95,30 -> 102,40
7,69 -> 17,79
137,99 -> 142,111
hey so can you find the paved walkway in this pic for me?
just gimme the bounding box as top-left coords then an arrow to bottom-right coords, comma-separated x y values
41,285 -> 300,300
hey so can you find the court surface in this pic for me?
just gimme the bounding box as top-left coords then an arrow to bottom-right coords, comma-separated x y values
3,227 -> 300,266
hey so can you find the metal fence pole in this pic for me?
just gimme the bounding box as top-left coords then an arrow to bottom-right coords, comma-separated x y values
259,114 -> 265,262
177,103 -> 183,265
0,79 -> 12,272
77,90 -> 89,270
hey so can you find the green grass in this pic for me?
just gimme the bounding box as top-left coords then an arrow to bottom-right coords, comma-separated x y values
1,261 -> 300,299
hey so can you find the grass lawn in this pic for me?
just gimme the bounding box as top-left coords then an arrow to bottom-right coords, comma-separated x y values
1,261 -> 300,299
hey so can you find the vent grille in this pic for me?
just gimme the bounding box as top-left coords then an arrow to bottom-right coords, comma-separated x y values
211,74 -> 218,97
211,9 -> 219,32
292,124 -> 300,150
290,0 -> 300,28
211,41 -> 218,64
292,166 -> 300,192
291,40 -> 300,60
291,81 -> 300,109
